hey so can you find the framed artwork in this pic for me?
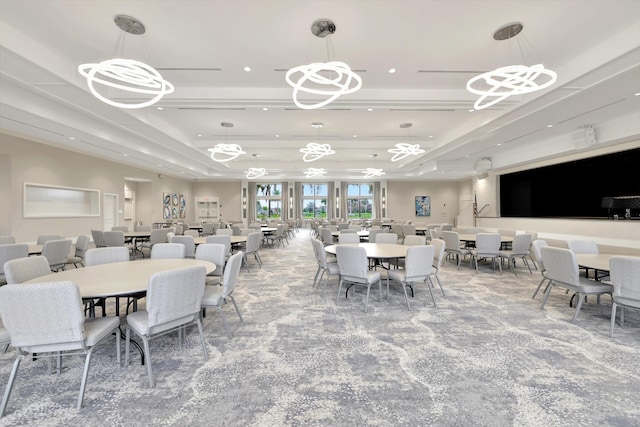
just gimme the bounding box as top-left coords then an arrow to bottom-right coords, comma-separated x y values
163,192 -> 170,206
172,193 -> 179,206
415,196 -> 431,217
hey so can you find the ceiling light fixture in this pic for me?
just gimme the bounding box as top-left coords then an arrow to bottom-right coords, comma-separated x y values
245,168 -> 267,179
387,123 -> 426,162
285,19 -> 362,110
208,122 -> 246,162
304,168 -> 327,178
78,15 -> 174,109
466,22 -> 557,110
300,143 -> 335,162
362,168 -> 385,178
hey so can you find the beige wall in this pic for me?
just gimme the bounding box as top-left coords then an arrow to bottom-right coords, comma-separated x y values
386,181 -> 460,225
193,181 -> 242,224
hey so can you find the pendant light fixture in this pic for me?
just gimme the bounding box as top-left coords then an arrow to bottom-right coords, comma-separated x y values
286,19 -> 362,110
208,122 -> 246,162
387,123 -> 426,162
466,23 -> 557,110
78,15 -> 174,109
299,122 -> 335,162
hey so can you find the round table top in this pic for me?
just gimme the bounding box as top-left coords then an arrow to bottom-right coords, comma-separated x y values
574,253 -> 619,272
324,243 -> 409,259
23,259 -> 216,299
457,233 -> 514,243
194,235 -> 247,245
331,230 -> 370,237
124,231 -> 152,238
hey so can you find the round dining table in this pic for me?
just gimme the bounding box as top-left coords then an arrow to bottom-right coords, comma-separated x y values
324,242 -> 409,259
23,259 -> 216,299
193,235 -> 247,246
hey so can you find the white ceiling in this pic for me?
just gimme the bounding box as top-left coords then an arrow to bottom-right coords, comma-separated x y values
1,0 -> 639,182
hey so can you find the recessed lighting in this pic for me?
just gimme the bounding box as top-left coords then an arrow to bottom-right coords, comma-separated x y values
369,154 -> 378,158
428,135 -> 434,138
635,92 -> 640,96
547,124 -> 553,128
252,153 -> 261,157
123,153 -> 128,156
353,135 -> 358,138
311,122 -> 323,128
275,134 -> 280,138
469,109 -> 475,112
367,108 -> 373,111
244,66 -> 251,72
156,106 -> 163,110
497,143 -> 502,146
68,136 -> 76,140
197,134 -> 203,137
262,107 -> 268,111
388,68 -> 396,73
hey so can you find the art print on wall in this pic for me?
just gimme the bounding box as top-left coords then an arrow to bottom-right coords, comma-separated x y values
415,196 -> 431,217
163,192 -> 171,206
179,194 -> 186,218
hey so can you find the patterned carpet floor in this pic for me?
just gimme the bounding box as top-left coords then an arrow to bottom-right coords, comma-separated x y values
0,228 -> 638,427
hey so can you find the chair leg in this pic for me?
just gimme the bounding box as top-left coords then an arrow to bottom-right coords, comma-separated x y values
532,277 -> 549,299
425,278 -> 437,306
77,347 -> 95,409
229,295 -> 243,322
610,302 -> 618,337
572,293 -> 585,323
217,307 -> 232,339
142,337 -> 154,387
196,318 -> 209,360
337,279 -> 345,304
402,282 -> 411,311
364,285 -> 370,313
540,282 -> 554,309
0,355 -> 23,417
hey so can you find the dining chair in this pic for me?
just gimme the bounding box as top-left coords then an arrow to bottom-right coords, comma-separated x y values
0,244 -> 29,284
530,239 -> 551,299
66,235 -> 91,268
195,243 -> 226,285
402,235 -> 426,246
242,232 -> 263,270
206,235 -> 232,258
402,224 -> 416,237
470,233 -> 502,273
216,228 -> 233,236
441,231 -> 470,270
499,233 -> 533,275
311,238 -> 340,290
139,229 -> 170,256
0,236 -> 15,244
84,246 -> 131,316
170,235 -> 196,258
36,235 -> 64,245
0,281 -> 120,415
150,243 -> 186,259
540,246 -> 613,323
567,239 -> 600,278
90,229 -> 107,248
336,245 -> 381,312
387,244 -> 436,310
125,265 -> 208,387
430,238 -> 447,296
608,256 -> 640,337
265,224 -> 286,248
321,227 -> 335,246
338,233 -> 360,244
201,223 -> 215,236
201,251 -> 244,338
374,233 -> 398,244
111,226 -> 129,232
3,255 -> 51,284
184,229 -> 199,238
42,239 -> 73,272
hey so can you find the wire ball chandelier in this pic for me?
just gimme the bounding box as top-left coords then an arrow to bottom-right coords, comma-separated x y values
466,23 -> 557,110
362,168 -> 385,179
78,15 -> 174,109
286,19 -> 362,110
245,168 -> 268,179
304,168 -> 327,178
208,122 -> 246,162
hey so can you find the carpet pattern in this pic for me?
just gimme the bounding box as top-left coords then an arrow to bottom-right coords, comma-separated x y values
0,229 -> 639,427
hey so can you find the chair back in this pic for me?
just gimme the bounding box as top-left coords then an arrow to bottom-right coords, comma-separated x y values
137,225 -> 152,232
0,236 -> 15,244
474,233 -> 501,256
338,223 -> 349,230
336,245 -> 369,282
146,266 -> 206,330
510,233 -> 533,255
149,229 -> 169,245
465,227 -> 485,234
42,239 -> 73,271
151,243 -> 186,259
231,225 -> 242,236
111,226 -> 129,232
609,256 -> 640,304
184,229 -> 199,238
375,233 -> 398,244
0,244 -> 29,280
321,227 -> 334,244
201,223 -> 215,236
222,251 -> 243,298
541,246 -> 579,286
246,232 -> 261,253
402,225 -> 416,236
4,256 -> 51,284
429,229 -> 440,240
340,228 -> 356,234
206,235 -> 231,256
339,233 -> 359,244
74,235 -> 91,258
84,247 -> 130,266
216,229 -> 233,236
441,231 -> 461,251
567,240 -> 599,254
0,282 -> 85,353
195,243 -> 226,277
405,245 -> 435,281
311,238 -> 329,269
36,235 -> 64,245
368,229 -> 382,244
166,232 -> 175,243
391,224 -> 404,237
91,230 -> 107,247
348,224 -> 361,231
174,224 -> 184,235
431,239 -> 446,270
531,239 -> 548,270
170,235 -> 196,258
498,229 -> 516,237
240,228 -> 254,236
403,235 -> 426,246
441,224 -> 453,231
103,231 -> 125,247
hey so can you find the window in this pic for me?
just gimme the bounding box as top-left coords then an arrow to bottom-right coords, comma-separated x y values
256,184 -> 282,220
346,184 -> 373,219
302,184 -> 327,219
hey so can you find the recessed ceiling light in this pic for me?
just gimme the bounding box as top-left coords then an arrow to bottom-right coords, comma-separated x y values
428,135 -> 434,138
275,134 -> 280,138
123,153 -> 128,156
68,136 -> 76,140
497,143 -> 502,146
262,107 -> 268,111
353,135 -> 358,138
469,109 -> 475,112
367,108 -> 373,111
388,68 -> 396,73
635,92 -> 640,96
244,66 -> 251,72
252,153 -> 261,157
197,134 -> 203,137
156,106 -> 163,110
369,154 -> 378,158
547,124 -> 553,128
310,122 -> 324,128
